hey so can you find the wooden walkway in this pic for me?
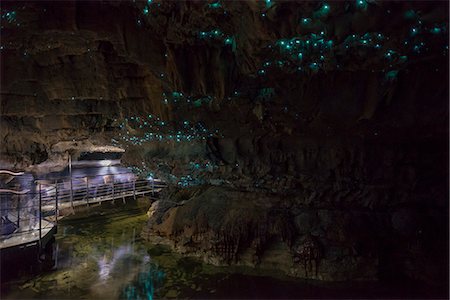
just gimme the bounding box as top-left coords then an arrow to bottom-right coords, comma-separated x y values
0,170 -> 166,251
38,176 -> 166,215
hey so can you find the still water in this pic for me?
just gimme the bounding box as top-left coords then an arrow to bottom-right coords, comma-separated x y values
1,200 -> 440,299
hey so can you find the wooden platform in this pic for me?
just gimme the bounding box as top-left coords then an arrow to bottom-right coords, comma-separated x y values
41,188 -> 162,212
0,219 -> 56,251
1,173 -> 166,254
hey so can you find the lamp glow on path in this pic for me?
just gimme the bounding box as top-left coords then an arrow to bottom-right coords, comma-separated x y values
100,160 -> 113,167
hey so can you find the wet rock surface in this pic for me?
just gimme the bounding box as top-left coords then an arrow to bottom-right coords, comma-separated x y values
1,0 -> 448,289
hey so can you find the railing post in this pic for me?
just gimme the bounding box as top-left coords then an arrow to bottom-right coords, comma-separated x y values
86,177 -> 89,206
70,177 -> 74,211
111,181 -> 115,204
39,183 -> 42,247
55,180 -> 58,224
17,194 -> 20,228
133,179 -> 136,200
152,179 -> 155,196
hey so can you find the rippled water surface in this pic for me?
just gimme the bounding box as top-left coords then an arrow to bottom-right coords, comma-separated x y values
2,200 -> 442,299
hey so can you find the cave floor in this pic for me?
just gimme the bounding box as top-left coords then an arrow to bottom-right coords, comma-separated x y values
1,199 -> 445,299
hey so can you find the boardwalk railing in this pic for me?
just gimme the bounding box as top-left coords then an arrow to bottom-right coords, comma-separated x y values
1,186 -> 57,250
37,172 -> 166,215
1,170 -> 166,249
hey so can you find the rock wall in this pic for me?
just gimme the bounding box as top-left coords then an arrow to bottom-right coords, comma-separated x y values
1,0 -> 448,284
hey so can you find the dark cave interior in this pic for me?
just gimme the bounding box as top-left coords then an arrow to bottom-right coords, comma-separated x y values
0,0 -> 449,299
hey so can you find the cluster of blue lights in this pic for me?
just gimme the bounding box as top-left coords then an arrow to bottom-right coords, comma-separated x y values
127,160 -> 215,188
142,0 -> 156,16
404,12 -> 448,56
127,165 -> 154,180
177,174 -> 204,188
342,32 -> 385,49
198,29 -> 235,48
1,10 -> 19,26
189,161 -> 215,172
208,1 -> 222,9
255,17 -> 447,79
257,32 -> 334,74
162,92 -> 214,108
114,114 -> 221,146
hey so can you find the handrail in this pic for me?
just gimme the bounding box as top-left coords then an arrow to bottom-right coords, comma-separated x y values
0,189 -> 30,194
36,171 -> 141,182
1,171 -> 167,249
0,170 -> 25,176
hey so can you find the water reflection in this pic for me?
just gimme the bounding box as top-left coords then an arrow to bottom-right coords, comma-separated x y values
2,201 -> 439,300
121,263 -> 165,300
49,212 -> 165,299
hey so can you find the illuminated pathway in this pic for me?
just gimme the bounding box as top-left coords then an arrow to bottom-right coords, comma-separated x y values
39,173 -> 166,215
0,170 -> 166,251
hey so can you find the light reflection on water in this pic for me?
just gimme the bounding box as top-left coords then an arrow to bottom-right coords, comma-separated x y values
2,201 -> 439,300
2,202 -> 169,299
51,207 -> 166,299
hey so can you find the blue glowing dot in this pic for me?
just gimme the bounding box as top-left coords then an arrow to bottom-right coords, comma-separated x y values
385,70 -> 398,81
301,18 -> 311,25
356,0 -> 368,10
209,1 -> 221,8
143,6 -> 149,15
224,37 -> 233,45
258,69 -> 266,75
404,9 -> 416,19
430,27 -> 441,35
